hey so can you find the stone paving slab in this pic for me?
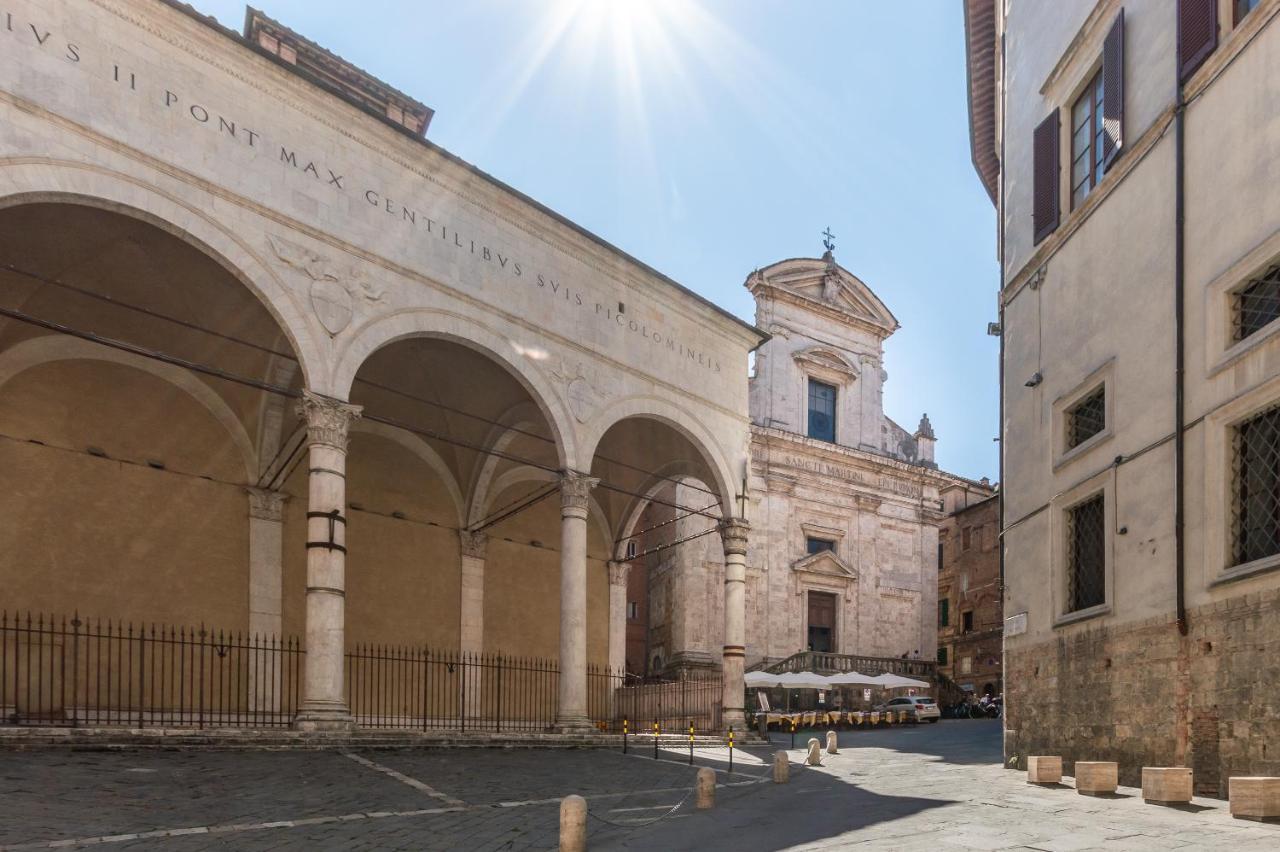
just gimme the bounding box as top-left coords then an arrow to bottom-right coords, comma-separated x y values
0,721 -> 1277,850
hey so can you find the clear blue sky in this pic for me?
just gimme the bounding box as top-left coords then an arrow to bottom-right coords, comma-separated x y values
194,0 -> 999,481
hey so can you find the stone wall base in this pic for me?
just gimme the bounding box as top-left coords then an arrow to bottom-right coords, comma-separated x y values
1004,588 -> 1280,797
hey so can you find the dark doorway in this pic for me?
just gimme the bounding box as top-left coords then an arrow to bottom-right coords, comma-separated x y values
807,591 -> 837,652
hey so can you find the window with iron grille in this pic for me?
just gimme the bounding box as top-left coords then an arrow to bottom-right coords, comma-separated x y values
1066,494 -> 1106,612
1066,386 -> 1106,449
1232,264 -> 1280,343
1231,402 -> 1280,567
807,379 -> 837,443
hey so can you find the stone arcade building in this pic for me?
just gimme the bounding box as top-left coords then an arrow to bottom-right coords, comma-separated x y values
0,0 -> 766,731
622,250 -> 981,677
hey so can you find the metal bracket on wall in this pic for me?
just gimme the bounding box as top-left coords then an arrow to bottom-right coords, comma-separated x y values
305,509 -> 346,553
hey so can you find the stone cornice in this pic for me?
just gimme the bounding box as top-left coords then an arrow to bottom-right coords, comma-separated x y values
751,425 -> 971,489
752,284 -> 895,342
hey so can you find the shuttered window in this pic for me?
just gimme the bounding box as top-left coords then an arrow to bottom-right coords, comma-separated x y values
1102,10 -> 1125,168
1235,0 -> 1260,27
1071,72 -> 1105,210
1032,111 -> 1060,244
1179,0 -> 1218,81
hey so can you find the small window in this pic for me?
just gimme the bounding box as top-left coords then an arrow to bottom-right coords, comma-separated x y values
1232,264 -> 1280,343
1230,402 -> 1280,567
937,647 -> 948,665
627,601 -> 639,621
960,657 -> 973,675
807,380 -> 837,443
1066,386 -> 1106,449
962,610 -> 974,633
1070,70 -> 1105,209
1066,494 -> 1107,612
806,537 -> 835,555
938,598 -> 950,628
625,540 -> 638,560
937,540 -> 944,569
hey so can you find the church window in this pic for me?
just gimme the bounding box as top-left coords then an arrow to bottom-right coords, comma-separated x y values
1066,386 -> 1106,449
807,380 -> 837,443
1066,494 -> 1106,612
806,537 -> 835,555
1232,264 -> 1280,343
1230,401 -> 1280,567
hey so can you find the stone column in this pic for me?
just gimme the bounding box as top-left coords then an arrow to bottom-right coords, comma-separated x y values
294,390 -> 361,731
720,518 -> 750,731
556,471 -> 599,731
459,530 -> 487,719
246,487 -> 286,713
607,560 -> 630,677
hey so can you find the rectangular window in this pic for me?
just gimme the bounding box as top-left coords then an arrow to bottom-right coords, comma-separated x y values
937,540 -> 944,569
1066,494 -> 1107,612
938,598 -> 950,628
806,537 -> 835,555
1231,402 -> 1280,567
962,527 -> 972,551
937,647 -> 948,665
962,610 -> 974,633
1236,0 -> 1261,25
1233,264 -> 1280,342
960,656 -> 973,675
807,380 -> 837,443
1070,70 -> 1105,209
1066,386 -> 1106,449
627,601 -> 638,620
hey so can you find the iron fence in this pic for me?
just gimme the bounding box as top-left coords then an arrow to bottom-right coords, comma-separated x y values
1,611 -> 639,731
0,611 -> 302,727
606,673 -> 723,733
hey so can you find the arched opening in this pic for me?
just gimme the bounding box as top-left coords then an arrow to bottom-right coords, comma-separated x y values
0,202 -> 305,631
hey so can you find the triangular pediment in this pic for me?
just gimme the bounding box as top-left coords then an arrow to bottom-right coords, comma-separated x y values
791,550 -> 858,580
746,256 -> 899,336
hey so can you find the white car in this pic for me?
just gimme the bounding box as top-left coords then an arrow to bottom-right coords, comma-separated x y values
875,696 -> 941,722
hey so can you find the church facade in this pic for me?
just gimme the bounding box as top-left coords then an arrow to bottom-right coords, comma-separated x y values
624,251 -> 985,677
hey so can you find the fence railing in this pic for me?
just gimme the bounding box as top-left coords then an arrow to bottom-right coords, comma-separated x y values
1,611 -> 639,731
608,673 -> 722,733
0,612 -> 302,727
762,650 -> 937,680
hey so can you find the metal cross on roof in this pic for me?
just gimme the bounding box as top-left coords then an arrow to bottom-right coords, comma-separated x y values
822,227 -> 836,253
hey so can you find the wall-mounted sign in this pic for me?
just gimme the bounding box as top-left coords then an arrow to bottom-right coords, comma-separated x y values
1005,611 -> 1027,637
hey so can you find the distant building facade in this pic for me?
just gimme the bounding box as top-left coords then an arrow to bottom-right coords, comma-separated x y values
965,0 -> 1280,791
937,485 -> 1001,697
626,251 -> 980,677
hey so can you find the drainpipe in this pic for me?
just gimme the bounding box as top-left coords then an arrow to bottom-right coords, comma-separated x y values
1174,84 -> 1188,637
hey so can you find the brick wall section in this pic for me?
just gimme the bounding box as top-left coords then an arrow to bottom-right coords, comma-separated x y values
1004,587 -> 1280,795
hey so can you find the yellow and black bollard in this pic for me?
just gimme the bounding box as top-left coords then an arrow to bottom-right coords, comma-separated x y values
728,726 -> 735,774
623,717 -> 628,754
653,719 -> 660,759
790,716 -> 797,750
689,721 -> 695,765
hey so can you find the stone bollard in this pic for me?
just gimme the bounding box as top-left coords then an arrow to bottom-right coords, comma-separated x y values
773,750 -> 790,783
1229,777 -> 1280,821
695,767 -> 716,809
560,795 -> 586,852
1075,762 -> 1118,796
1027,756 -> 1063,785
1142,767 -> 1193,805
806,737 -> 822,766
826,730 -> 839,754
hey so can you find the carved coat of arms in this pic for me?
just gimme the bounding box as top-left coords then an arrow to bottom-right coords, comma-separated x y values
267,235 -> 385,336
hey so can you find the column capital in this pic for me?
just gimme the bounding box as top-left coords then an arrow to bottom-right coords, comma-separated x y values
296,390 -> 362,451
607,560 -> 630,587
245,487 -> 287,522
559,470 -> 600,516
459,529 -> 488,560
718,517 -> 750,556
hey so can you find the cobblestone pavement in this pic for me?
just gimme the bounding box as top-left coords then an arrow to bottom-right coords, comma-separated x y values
0,722 -> 1277,850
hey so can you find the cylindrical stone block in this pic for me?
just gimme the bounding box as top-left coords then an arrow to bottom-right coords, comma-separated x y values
773,750 -> 789,783
826,730 -> 839,754
1141,767 -> 1192,804
695,767 -> 716,809
806,737 -> 822,766
560,795 -> 587,852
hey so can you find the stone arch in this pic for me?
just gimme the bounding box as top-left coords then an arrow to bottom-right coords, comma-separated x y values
481,464 -> 613,547
332,309 -> 577,468
0,160 -> 325,391
580,394 -> 739,519
612,465 -> 723,562
464,401 -> 546,528
350,419 -> 465,527
0,335 -> 257,481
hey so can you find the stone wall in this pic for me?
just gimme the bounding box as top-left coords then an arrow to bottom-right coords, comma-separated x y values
1004,587 -> 1280,796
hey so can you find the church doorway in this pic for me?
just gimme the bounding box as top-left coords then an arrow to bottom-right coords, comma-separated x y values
807,591 -> 837,652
